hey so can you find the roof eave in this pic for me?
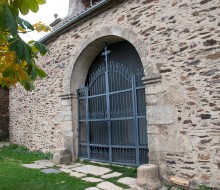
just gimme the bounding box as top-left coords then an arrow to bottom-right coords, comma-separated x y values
39,0 -> 111,44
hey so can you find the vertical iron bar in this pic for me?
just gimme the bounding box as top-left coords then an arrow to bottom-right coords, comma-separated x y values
132,76 -> 139,165
77,90 -> 81,157
85,87 -> 90,159
103,45 -> 112,162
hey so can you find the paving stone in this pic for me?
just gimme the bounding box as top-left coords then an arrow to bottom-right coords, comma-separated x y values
90,161 -> 110,166
118,177 -> 136,187
69,171 -> 86,178
59,168 -> 72,173
41,168 -> 61,174
85,187 -> 100,190
35,160 -> 55,167
97,181 -> 123,190
82,177 -> 103,183
0,142 -> 9,148
129,185 -> 145,190
72,165 -> 111,176
101,172 -> 122,179
22,163 -> 47,169
61,163 -> 83,169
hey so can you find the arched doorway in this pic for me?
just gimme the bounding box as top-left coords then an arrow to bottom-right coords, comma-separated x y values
77,41 -> 148,166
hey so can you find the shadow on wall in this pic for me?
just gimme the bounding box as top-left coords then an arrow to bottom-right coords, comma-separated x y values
0,87 -> 9,141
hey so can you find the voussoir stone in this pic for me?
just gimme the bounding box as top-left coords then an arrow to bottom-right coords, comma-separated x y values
137,164 -> 162,190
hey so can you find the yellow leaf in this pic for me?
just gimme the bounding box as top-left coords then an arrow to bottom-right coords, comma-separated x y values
18,68 -> 28,81
36,25 -> 43,32
18,26 -> 26,33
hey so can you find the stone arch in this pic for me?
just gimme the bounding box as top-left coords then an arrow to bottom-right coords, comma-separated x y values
65,26 -> 161,93
65,26 -> 162,161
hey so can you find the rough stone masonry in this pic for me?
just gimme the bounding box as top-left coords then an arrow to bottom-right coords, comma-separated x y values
9,0 -> 220,188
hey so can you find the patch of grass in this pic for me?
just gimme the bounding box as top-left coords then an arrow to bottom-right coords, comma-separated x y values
197,185 -> 213,190
1,144 -> 53,163
0,145 -> 97,190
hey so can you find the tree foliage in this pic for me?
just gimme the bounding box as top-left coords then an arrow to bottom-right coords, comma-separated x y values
0,0 -> 50,90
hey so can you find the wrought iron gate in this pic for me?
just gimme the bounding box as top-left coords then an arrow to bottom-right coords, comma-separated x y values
77,46 -> 148,166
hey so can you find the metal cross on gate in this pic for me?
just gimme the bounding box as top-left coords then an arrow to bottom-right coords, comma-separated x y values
101,45 -> 111,67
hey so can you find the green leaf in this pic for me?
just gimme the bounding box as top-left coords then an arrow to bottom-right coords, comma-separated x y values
0,33 -> 7,41
34,0 -> 46,5
22,80 -> 31,91
2,67 -> 11,78
30,66 -> 37,80
27,40 -> 35,45
22,80 -> 35,91
5,5 -> 18,36
9,37 -> 33,63
33,41 -> 47,55
9,0 -> 20,15
18,17 -> 34,30
9,37 -> 19,51
2,67 -> 16,81
22,41 -> 32,63
29,81 -> 35,90
19,0 -> 29,15
28,0 -> 39,13
35,66 -> 47,78
17,17 -> 25,29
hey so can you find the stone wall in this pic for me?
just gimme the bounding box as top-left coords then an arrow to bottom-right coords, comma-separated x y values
0,87 -> 9,141
9,0 -> 220,188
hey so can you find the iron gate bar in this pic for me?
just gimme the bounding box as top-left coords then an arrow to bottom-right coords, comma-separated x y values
85,87 -> 90,159
79,117 -> 135,122
103,47 -> 112,163
132,76 -> 139,165
80,144 -> 147,149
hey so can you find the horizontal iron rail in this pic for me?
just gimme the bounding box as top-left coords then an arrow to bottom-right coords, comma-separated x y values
79,116 -> 134,122
77,86 -> 144,99
78,115 -> 146,122
79,143 -> 148,148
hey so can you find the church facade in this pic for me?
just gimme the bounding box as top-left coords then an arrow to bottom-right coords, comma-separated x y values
9,0 -> 220,188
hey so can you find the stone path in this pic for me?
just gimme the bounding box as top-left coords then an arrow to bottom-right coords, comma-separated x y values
22,159 -> 142,190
